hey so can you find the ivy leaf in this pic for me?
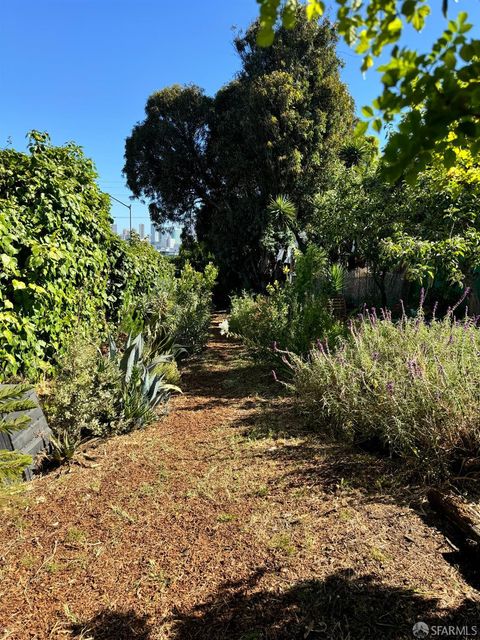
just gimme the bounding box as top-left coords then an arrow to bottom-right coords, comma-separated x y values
1,254 -> 18,272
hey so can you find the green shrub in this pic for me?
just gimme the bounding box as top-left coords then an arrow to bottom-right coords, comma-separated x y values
168,262 -> 218,353
0,134 -> 178,382
0,132 -> 113,380
292,302 -> 480,478
44,325 -> 181,462
152,360 -> 181,386
227,247 -> 345,360
43,330 -> 122,444
229,284 -> 343,360
106,232 -> 174,325
118,261 -> 218,356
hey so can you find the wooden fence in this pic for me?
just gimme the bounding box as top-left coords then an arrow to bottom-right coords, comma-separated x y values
343,268 -> 405,309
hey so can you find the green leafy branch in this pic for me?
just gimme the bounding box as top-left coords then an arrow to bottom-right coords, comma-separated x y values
255,0 -> 479,180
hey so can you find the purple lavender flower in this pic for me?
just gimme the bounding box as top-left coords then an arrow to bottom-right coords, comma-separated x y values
419,287 -> 425,309
407,359 -> 415,377
316,339 -> 325,355
451,286 -> 471,313
386,381 -> 394,395
407,358 -> 423,379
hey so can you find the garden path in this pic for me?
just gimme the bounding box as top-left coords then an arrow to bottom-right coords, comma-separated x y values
0,316 -> 479,639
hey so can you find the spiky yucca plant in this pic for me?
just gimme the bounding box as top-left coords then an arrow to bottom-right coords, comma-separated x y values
0,384 -> 35,484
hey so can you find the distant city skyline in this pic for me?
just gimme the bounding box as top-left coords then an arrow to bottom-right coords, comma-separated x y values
111,221 -> 183,255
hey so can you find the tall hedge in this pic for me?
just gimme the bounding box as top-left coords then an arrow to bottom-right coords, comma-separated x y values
106,232 -> 174,324
0,132 -> 113,380
0,132 -> 177,381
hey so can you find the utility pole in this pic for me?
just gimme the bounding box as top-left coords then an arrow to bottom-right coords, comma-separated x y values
109,194 -> 132,237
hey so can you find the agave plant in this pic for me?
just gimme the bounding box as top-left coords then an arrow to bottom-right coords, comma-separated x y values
108,332 -> 181,429
49,429 -> 82,464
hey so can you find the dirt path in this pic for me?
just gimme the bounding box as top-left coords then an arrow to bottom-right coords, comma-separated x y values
1,317 -> 479,639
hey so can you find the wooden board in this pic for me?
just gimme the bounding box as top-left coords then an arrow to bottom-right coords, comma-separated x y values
0,386 -> 51,480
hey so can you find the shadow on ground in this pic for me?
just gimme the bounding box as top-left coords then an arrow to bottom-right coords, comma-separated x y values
70,610 -> 151,639
180,325 -> 280,405
420,510 -> 480,591
232,393 -> 415,503
169,568 -> 479,640
232,394 -> 480,591
68,570 -> 479,639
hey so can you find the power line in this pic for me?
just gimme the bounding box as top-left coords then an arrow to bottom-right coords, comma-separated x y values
108,194 -> 132,234
112,216 -> 148,220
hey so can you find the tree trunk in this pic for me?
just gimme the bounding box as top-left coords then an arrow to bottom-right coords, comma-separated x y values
372,269 -> 387,308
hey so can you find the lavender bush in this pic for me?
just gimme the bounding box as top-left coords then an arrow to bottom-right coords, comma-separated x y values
291,294 -> 480,477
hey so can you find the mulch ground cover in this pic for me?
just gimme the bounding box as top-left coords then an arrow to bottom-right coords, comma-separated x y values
1,317 -> 479,639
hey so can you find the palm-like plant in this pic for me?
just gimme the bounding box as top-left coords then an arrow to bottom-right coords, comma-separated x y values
329,263 -> 346,296
268,195 -> 297,232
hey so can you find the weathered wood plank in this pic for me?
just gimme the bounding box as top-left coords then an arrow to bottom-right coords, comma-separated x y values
0,385 -> 51,479
427,488 -> 480,551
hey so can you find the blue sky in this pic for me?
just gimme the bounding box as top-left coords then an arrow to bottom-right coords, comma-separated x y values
1,0 -> 473,231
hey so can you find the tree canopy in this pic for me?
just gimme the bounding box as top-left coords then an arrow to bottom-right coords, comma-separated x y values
255,0 -> 480,182
124,12 -> 354,294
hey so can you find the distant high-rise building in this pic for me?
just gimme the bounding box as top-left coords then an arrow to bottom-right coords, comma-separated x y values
122,228 -> 129,240
139,223 -> 145,238
159,232 -> 169,248
111,223 -> 118,235
150,224 -> 157,244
